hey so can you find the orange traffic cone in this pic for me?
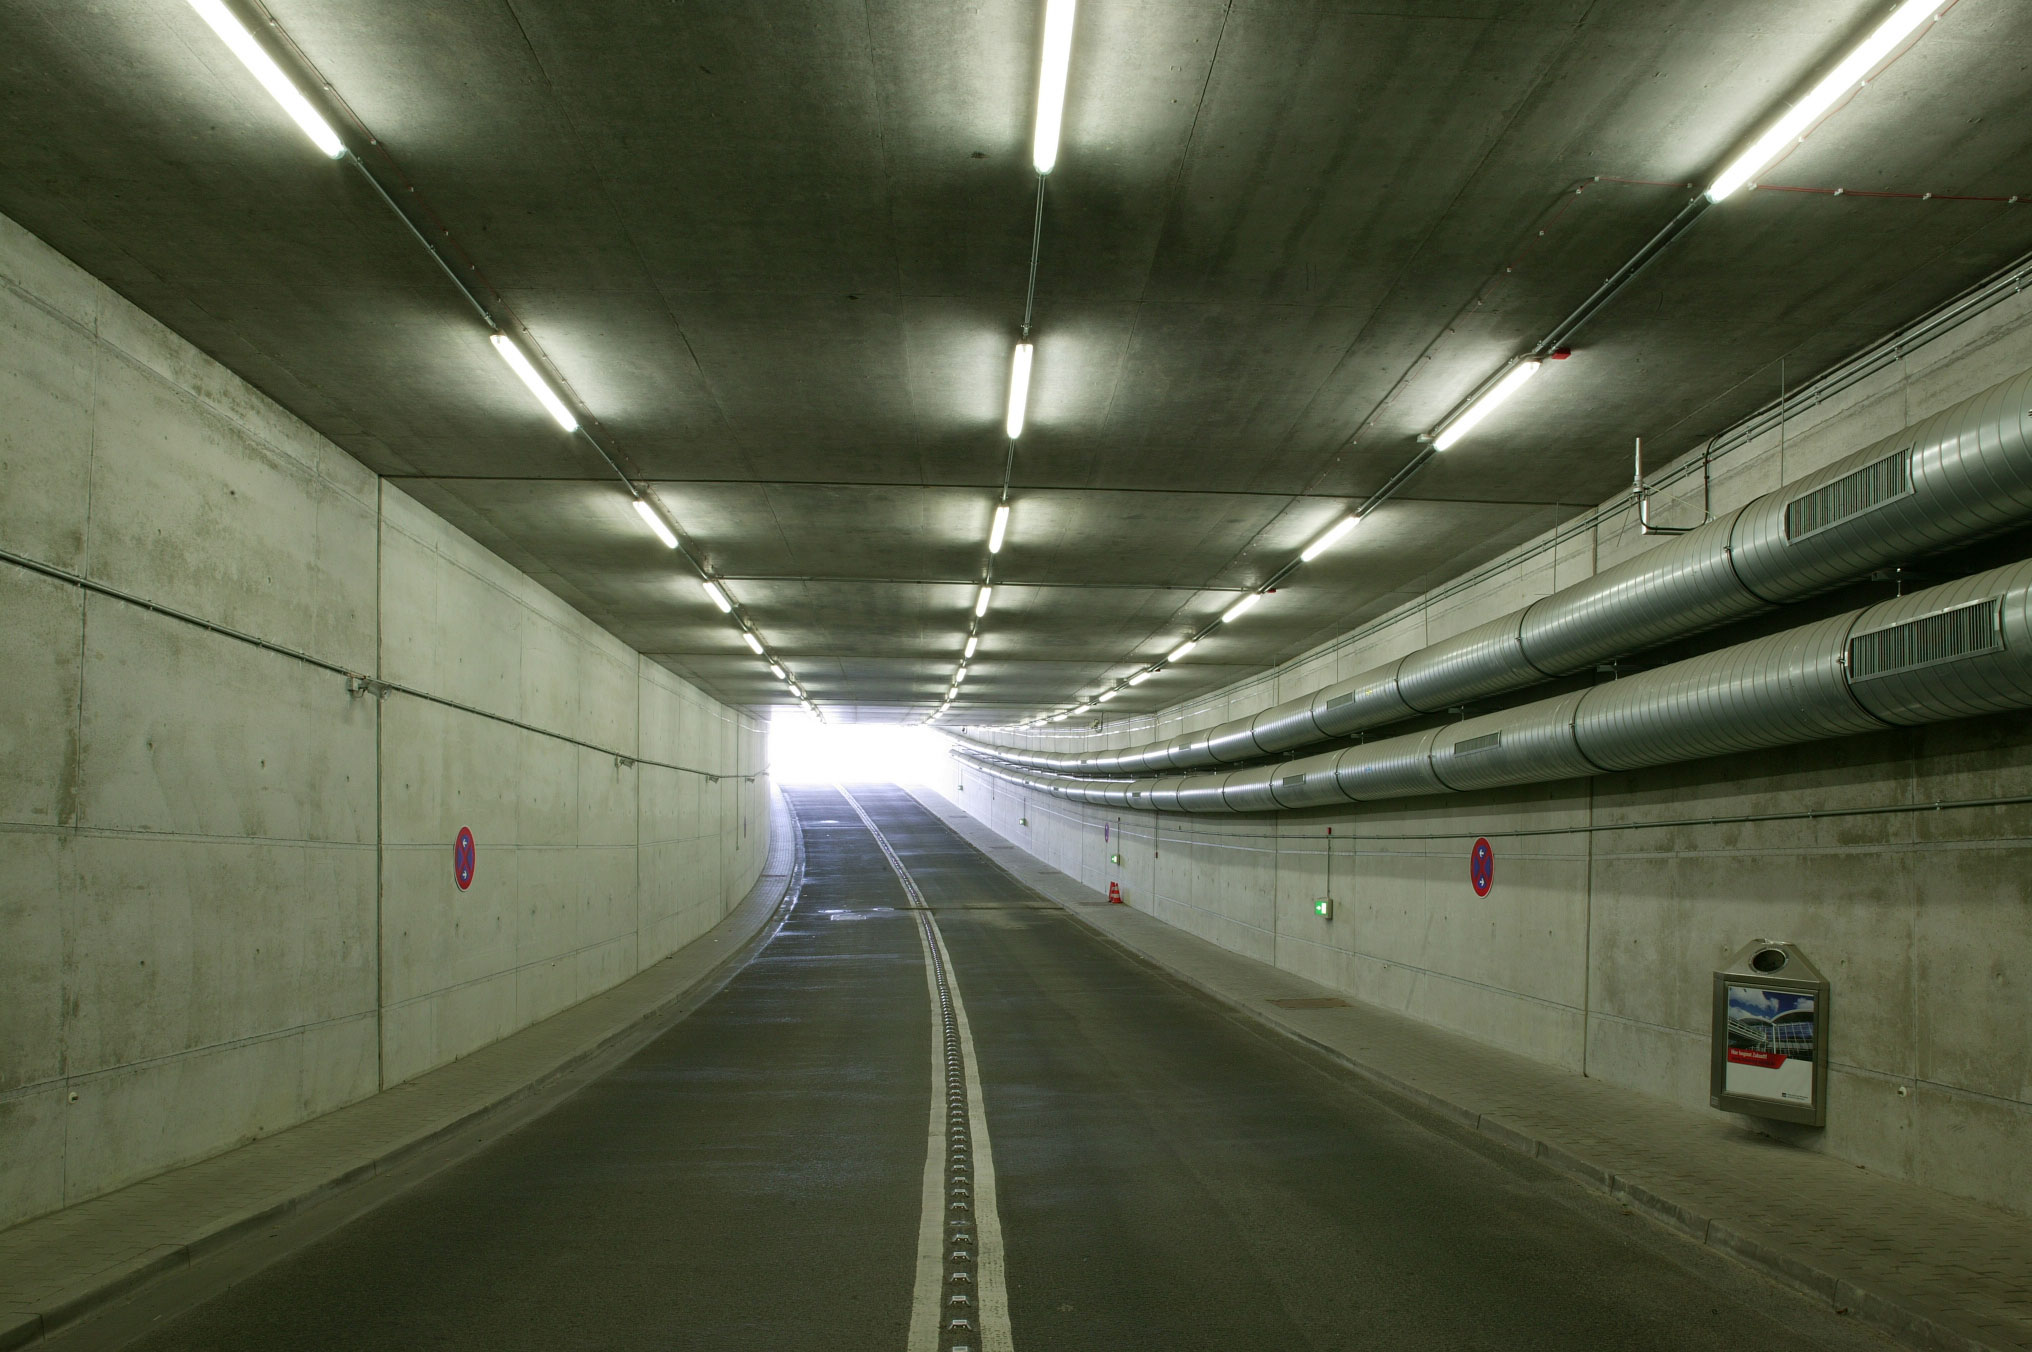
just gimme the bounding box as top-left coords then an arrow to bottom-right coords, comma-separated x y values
1107,882 -> 1123,904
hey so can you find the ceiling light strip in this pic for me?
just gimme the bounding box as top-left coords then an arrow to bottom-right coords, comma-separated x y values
1031,0 -> 1077,174
490,334 -> 578,432
187,0 -> 344,156
1011,0 -> 1940,728
1707,0 -> 1940,203
950,0 -> 1081,724
1280,3 -> 1959,674
183,2 -> 813,709
1431,358 -> 1542,451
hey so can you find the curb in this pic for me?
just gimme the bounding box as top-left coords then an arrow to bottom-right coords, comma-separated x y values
901,787 -> 2001,1352
0,799 -> 805,1351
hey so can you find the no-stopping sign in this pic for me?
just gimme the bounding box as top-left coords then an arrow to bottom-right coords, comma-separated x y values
1469,838 -> 1493,896
454,827 -> 477,891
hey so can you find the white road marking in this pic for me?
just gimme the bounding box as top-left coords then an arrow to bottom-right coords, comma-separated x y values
840,787 -> 1014,1352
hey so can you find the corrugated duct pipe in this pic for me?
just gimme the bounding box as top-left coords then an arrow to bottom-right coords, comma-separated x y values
955,365 -> 2032,777
952,555 -> 2032,813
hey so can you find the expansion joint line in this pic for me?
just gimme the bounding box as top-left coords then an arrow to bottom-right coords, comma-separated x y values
838,789 -> 1012,1352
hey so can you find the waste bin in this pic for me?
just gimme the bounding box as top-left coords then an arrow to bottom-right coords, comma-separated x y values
1710,940 -> 1829,1127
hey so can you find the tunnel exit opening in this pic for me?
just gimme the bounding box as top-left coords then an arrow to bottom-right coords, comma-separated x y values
768,713 -> 952,785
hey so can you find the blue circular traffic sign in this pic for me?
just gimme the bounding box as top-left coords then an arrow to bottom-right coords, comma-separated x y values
454,827 -> 476,891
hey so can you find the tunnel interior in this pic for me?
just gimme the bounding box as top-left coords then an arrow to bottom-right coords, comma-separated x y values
4,2 -> 2032,1349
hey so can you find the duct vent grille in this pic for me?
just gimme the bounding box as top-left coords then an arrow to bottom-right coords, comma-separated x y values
1453,731 -> 1503,756
1321,691 -> 1357,712
1785,448 -> 1912,541
1279,774 -> 1307,788
1848,599 -> 2003,681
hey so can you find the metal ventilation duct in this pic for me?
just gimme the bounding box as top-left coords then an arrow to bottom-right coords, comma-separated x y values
957,365 -> 2032,777
954,556 -> 2032,814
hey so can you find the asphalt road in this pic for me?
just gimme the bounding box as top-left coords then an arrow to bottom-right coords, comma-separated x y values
107,784 -> 1894,1352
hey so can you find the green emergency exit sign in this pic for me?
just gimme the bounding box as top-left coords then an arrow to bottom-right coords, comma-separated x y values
1313,897 -> 1333,920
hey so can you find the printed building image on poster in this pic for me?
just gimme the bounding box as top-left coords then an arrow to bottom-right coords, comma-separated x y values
1724,984 -> 1817,1106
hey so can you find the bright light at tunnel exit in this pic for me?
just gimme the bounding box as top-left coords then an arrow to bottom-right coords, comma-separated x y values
769,713 -> 954,785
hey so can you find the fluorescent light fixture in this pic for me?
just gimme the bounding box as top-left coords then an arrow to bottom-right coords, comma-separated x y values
948,686 -> 960,700
1168,639 -> 1198,662
975,585 -> 993,618
1222,592 -> 1262,623
1073,703 -> 1092,714
701,579 -> 732,613
632,497 -> 677,549
964,635 -> 979,659
1129,670 -> 1153,685
187,0 -> 345,158
789,683 -> 803,698
769,663 -> 786,680
988,502 -> 1011,553
1032,0 -> 1077,174
742,631 -> 764,655
1050,712 -> 1068,722
1300,514 -> 1360,562
1005,344 -> 1034,439
955,666 -> 969,684
1432,358 -> 1541,451
1098,689 -> 1117,702
1706,0 -> 1938,203
489,334 -> 578,432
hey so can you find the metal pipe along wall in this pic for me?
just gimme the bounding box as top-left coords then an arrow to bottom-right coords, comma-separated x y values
956,365 -> 2032,777
954,555 -> 2032,813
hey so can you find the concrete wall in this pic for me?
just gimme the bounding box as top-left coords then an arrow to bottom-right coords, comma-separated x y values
0,213 -> 768,1231
944,270 -> 2032,1220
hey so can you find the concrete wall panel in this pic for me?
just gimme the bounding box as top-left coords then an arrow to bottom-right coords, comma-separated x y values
77,596 -> 376,843
0,213 -> 769,1230
0,833 -> 66,1094
0,567 -> 82,828
85,343 -> 375,673
0,272 -> 94,572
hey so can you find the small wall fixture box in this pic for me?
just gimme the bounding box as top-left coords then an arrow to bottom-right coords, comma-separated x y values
1711,940 -> 1829,1127
1019,817 -> 1028,826
1313,897 -> 1333,920
1110,852 -> 1122,865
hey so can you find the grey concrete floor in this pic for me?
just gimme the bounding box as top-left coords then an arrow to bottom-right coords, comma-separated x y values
105,784 -> 1896,1351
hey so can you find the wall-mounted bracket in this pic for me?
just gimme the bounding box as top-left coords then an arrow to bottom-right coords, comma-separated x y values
1633,435 -> 1710,536
345,674 -> 392,700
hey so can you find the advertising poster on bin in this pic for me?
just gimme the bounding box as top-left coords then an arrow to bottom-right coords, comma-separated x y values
1710,941 -> 1828,1126
1723,984 -> 1816,1108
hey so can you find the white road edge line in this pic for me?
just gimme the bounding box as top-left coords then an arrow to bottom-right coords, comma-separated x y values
839,787 -> 1014,1352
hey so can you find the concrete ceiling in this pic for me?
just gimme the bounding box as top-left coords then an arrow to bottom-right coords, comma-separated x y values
4,0 -> 2031,722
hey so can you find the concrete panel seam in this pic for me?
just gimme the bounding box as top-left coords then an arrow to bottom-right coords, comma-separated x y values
0,551 -> 747,784
0,1010 -> 377,1105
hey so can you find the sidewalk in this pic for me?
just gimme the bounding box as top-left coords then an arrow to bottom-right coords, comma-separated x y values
904,784 -> 2032,1352
0,790 -> 803,1351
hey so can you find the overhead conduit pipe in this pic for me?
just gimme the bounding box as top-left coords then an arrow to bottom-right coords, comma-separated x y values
957,365 -> 2032,777
954,554 -> 2032,813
